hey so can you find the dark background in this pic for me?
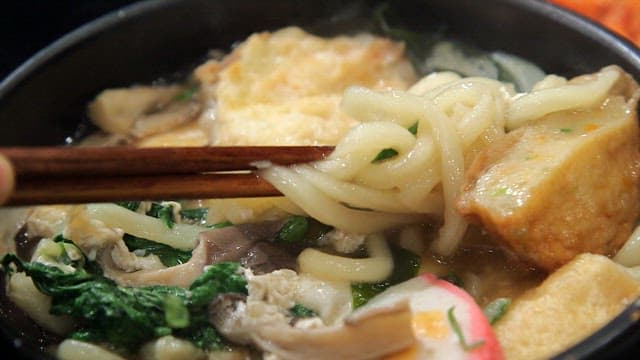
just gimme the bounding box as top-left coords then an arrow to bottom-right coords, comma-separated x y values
1,2 -> 137,358
1,0 -> 138,80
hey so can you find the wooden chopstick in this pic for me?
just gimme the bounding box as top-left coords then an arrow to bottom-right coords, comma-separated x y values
7,173 -> 281,206
0,146 -> 334,205
1,146 -> 334,178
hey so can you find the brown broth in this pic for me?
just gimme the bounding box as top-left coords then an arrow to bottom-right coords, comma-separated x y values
417,225 -> 546,306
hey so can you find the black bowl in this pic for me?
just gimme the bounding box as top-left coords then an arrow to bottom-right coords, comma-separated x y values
1,0 -> 640,359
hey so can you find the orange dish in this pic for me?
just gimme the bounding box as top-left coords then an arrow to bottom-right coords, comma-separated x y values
550,0 -> 640,46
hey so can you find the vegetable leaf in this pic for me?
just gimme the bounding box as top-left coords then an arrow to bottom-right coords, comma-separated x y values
408,121 -> 419,135
289,303 -> 318,318
275,216 -> 333,248
147,202 -> 176,229
180,207 -> 209,224
276,216 -> 309,243
115,201 -> 141,212
1,254 -> 247,352
175,85 -> 199,102
351,245 -> 420,308
123,234 -> 192,267
372,148 -> 399,163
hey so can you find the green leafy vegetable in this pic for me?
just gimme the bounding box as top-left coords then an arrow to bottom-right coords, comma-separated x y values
289,303 -> 318,318
276,216 -> 309,243
50,235 -> 84,268
164,295 -> 190,329
352,245 -> 421,308
408,121 -> 419,135
1,254 -> 247,352
483,297 -> 511,325
175,85 -> 199,102
207,220 -> 233,229
123,234 -> 192,267
275,216 -> 333,247
372,148 -> 399,163
180,207 -> 209,224
147,202 -> 176,229
115,201 -> 141,212
447,306 -> 485,351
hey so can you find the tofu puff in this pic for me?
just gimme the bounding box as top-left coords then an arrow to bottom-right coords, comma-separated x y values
197,26 -> 417,146
457,67 -> 640,271
88,26 -> 416,147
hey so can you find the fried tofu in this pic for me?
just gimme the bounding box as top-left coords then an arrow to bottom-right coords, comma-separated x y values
457,71 -> 640,270
205,27 -> 416,145
494,254 -> 640,360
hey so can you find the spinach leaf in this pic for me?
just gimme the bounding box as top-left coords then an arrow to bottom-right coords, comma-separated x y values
123,234 -> 192,267
147,202 -> 176,229
289,303 -> 318,318
180,207 -> 209,224
207,220 -> 233,229
275,216 -> 333,247
276,216 -> 309,243
351,245 -> 421,308
1,254 -> 247,352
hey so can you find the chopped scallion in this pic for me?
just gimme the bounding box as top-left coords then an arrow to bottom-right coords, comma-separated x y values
483,297 -> 511,325
447,306 -> 485,351
372,148 -> 399,163
408,121 -> 419,135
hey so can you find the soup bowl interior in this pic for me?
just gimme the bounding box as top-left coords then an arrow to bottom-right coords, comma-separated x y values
1,0 -> 640,358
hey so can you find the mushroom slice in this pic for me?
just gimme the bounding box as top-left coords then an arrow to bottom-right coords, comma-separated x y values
251,274 -> 503,360
89,86 -> 181,135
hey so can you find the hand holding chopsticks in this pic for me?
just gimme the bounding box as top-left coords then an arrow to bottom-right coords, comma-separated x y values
0,146 -> 333,206
0,154 -> 13,205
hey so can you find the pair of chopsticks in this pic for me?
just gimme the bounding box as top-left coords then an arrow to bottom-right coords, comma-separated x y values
1,146 -> 333,206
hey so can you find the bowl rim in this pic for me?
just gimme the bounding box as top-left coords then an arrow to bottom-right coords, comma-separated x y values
1,0 -> 640,359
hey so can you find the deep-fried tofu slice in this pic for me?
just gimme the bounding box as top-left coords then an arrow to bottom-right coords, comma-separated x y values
206,27 -> 416,145
494,254 -> 640,360
457,71 -> 640,270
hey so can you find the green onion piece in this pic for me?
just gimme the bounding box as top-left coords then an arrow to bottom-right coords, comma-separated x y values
289,303 -> 318,318
207,220 -> 233,229
372,148 -> 399,163
483,297 -> 511,325
175,85 -> 199,101
164,295 -> 190,329
447,306 -> 485,351
560,128 -> 573,133
408,121 -> 419,135
115,201 -> 141,212
180,208 -> 209,224
276,216 -> 309,243
147,203 -> 176,229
